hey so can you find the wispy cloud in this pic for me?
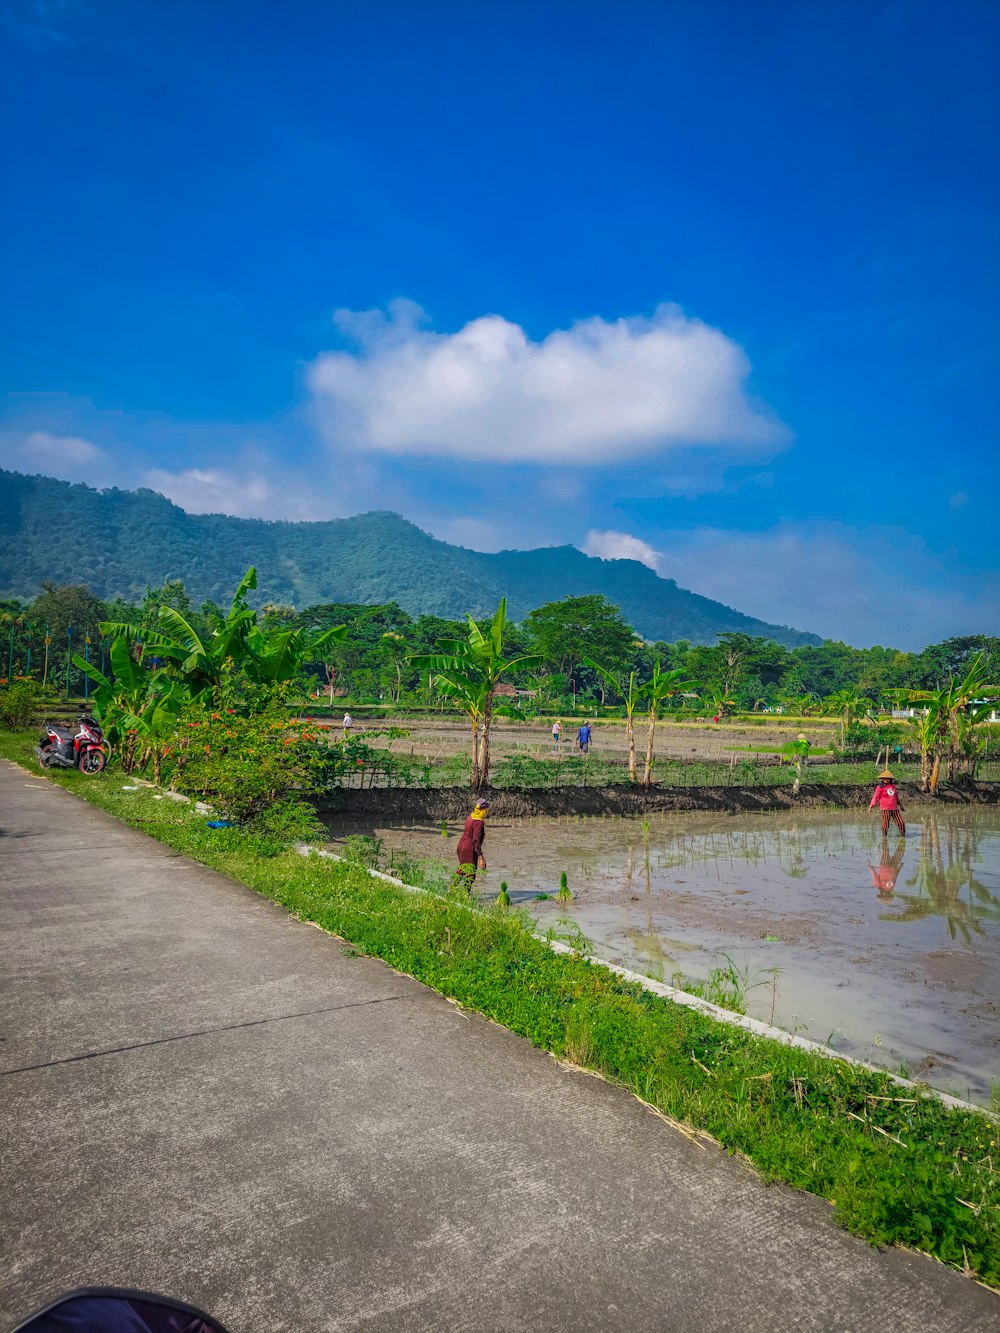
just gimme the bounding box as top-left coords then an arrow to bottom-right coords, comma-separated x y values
582,529 -> 662,570
141,462 -> 334,521
308,300 -> 788,465
1,0 -> 74,48
3,429 -> 110,482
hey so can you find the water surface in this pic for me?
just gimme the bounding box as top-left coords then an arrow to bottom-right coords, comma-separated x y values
327,808 -> 1000,1104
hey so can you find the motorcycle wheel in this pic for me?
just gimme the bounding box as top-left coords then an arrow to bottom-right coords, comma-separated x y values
38,745 -> 53,769
78,748 -> 107,775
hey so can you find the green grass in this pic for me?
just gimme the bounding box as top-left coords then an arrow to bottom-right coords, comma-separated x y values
2,728 -> 998,1285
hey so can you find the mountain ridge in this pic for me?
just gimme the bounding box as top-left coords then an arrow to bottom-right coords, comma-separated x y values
0,469 -> 821,647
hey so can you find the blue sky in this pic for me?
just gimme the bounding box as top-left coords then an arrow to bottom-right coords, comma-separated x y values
1,0 -> 997,648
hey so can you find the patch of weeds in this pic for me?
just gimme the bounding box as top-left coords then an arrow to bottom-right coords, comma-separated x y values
341,833 -> 384,869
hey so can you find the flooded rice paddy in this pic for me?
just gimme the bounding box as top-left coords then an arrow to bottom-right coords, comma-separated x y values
325,808 -> 1000,1105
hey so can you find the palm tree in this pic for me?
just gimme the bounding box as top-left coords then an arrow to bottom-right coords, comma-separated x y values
584,659 -> 643,782
640,663 -> 695,788
411,599 -> 539,791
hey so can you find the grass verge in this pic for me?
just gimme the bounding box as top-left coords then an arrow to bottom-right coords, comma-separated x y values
2,728 -> 997,1285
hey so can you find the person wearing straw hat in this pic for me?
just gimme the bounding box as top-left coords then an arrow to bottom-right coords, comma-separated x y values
868,769 -> 905,837
455,797 -> 489,891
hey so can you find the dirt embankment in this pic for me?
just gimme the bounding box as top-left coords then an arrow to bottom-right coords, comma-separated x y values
316,782 -> 1000,821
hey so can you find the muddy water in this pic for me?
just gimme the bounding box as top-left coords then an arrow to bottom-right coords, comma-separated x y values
325,808 -> 1000,1104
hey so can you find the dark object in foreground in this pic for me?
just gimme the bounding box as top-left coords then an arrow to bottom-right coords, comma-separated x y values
10,1288 -> 230,1333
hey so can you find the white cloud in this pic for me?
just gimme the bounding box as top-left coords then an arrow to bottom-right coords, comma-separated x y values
3,430 -> 108,482
583,529 -> 662,570
142,465 -> 330,521
308,300 -> 787,465
655,522 -> 999,649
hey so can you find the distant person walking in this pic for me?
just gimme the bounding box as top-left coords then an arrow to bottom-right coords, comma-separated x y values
577,721 -> 592,755
551,720 -> 561,751
342,712 -> 353,739
869,769 -> 905,837
455,798 -> 489,892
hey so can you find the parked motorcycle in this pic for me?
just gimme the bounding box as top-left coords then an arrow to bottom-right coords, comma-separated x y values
37,714 -> 109,775
10,1287 -> 230,1332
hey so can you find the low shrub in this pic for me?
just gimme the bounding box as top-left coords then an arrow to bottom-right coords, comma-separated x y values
0,678 -> 41,730
170,700 -> 319,823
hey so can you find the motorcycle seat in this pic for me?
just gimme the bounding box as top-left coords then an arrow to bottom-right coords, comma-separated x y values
50,727 -> 74,740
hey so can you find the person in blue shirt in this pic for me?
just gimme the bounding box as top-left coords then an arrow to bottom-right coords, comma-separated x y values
577,721 -> 592,754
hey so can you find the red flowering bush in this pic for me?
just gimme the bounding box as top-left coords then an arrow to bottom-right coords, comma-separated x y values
171,699 -> 323,828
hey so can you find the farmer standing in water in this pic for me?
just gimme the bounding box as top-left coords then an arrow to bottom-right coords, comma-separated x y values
455,797 -> 489,892
869,768 -> 906,837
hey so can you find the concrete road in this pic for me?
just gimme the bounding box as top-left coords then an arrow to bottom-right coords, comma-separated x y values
1,759 -> 995,1332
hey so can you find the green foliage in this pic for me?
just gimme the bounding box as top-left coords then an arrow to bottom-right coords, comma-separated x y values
170,700 -> 319,823
0,677 -> 41,729
524,594 -> 637,682
312,733 -> 421,790
838,721 -> 906,759
672,956 -> 750,1014
412,598 -> 540,790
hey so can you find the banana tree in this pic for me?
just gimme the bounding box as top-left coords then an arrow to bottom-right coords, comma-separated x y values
102,567 -> 345,702
822,686 -> 872,749
892,654 -> 999,793
584,659 -> 642,782
640,663 -> 696,788
411,599 -> 539,791
73,637 -> 185,774
905,707 -> 941,792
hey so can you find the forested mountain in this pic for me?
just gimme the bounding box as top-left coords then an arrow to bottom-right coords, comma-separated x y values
0,469 -> 820,646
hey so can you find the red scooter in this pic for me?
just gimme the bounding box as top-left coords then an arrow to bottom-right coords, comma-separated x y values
37,713 -> 109,775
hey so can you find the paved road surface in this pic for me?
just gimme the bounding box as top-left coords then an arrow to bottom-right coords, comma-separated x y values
1,759 -> 995,1332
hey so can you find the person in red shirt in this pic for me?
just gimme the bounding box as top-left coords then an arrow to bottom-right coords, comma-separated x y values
869,769 -> 905,837
455,798 -> 489,892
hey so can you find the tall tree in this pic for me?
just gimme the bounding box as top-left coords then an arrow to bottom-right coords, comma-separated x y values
411,599 -> 539,791
523,595 -> 636,691
584,659 -> 643,782
641,663 -> 696,787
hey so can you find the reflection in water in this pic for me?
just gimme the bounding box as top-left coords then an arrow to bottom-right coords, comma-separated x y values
868,839 -> 906,898
883,815 -> 1000,941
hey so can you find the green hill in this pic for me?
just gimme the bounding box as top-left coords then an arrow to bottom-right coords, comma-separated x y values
0,469 -> 820,646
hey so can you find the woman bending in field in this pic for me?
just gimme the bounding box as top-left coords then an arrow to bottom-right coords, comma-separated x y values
455,798 -> 489,892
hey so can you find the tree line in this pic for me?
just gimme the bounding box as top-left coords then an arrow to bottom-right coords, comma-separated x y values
2,577 -> 996,715
1,571 -> 996,795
